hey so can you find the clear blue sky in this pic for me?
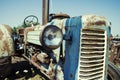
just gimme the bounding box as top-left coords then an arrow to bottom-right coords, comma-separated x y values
0,0 -> 120,36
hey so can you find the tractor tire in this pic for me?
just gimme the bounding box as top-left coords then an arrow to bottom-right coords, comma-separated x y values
108,61 -> 120,80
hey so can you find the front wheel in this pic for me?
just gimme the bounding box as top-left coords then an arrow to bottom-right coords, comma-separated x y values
107,61 -> 120,80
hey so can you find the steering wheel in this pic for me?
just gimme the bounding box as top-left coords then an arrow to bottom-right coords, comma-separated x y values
24,15 -> 38,27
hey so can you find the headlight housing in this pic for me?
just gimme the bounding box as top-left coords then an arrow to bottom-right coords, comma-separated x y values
40,25 -> 63,50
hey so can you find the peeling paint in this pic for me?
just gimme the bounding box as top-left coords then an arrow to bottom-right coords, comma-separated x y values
0,24 -> 14,57
82,14 -> 110,28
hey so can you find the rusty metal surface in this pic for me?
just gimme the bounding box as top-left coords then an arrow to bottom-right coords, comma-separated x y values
0,24 -> 14,57
82,14 -> 110,28
50,15 -> 111,80
22,54 -> 51,79
109,43 -> 120,67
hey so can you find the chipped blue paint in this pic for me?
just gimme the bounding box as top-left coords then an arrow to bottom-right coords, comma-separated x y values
63,17 -> 82,80
48,15 -> 111,80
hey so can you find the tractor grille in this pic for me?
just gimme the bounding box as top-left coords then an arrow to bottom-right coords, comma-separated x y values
78,29 -> 107,80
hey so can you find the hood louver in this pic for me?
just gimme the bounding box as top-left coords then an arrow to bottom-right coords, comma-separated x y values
78,28 -> 107,80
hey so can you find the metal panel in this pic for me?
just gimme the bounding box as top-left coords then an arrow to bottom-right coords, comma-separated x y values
63,17 -> 82,80
78,28 -> 107,80
27,30 -> 41,45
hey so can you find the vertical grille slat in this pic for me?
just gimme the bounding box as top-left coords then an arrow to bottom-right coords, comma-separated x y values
78,28 -> 107,80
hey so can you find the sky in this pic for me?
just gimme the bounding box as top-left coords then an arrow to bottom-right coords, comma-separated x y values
0,0 -> 120,36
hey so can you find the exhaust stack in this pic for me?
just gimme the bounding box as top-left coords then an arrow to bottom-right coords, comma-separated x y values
42,0 -> 50,25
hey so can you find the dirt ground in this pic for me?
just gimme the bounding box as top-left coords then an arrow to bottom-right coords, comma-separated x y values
2,56 -> 48,80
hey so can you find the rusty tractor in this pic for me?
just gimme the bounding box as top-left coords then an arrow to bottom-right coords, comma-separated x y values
0,14 -> 120,80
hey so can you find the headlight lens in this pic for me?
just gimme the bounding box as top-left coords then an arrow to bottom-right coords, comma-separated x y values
41,25 -> 63,49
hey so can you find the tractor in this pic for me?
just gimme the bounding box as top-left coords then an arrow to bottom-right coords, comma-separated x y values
0,0 -> 120,79
0,13 -> 120,80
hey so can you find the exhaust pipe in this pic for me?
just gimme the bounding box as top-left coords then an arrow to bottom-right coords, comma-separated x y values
42,0 -> 50,25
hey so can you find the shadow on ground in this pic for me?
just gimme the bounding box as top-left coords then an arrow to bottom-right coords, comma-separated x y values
2,61 -> 47,80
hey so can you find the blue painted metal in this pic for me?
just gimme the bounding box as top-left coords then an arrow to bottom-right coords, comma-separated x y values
48,14 -> 111,80
63,17 -> 82,80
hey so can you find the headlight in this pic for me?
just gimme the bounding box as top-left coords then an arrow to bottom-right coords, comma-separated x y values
40,25 -> 63,50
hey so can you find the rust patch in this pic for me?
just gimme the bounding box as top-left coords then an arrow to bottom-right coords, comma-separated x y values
82,14 -> 108,28
3,24 -> 12,35
88,21 -> 106,26
1,40 -> 9,53
0,29 -> 4,40
94,21 -> 106,25
1,39 -> 14,56
0,24 -> 14,56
